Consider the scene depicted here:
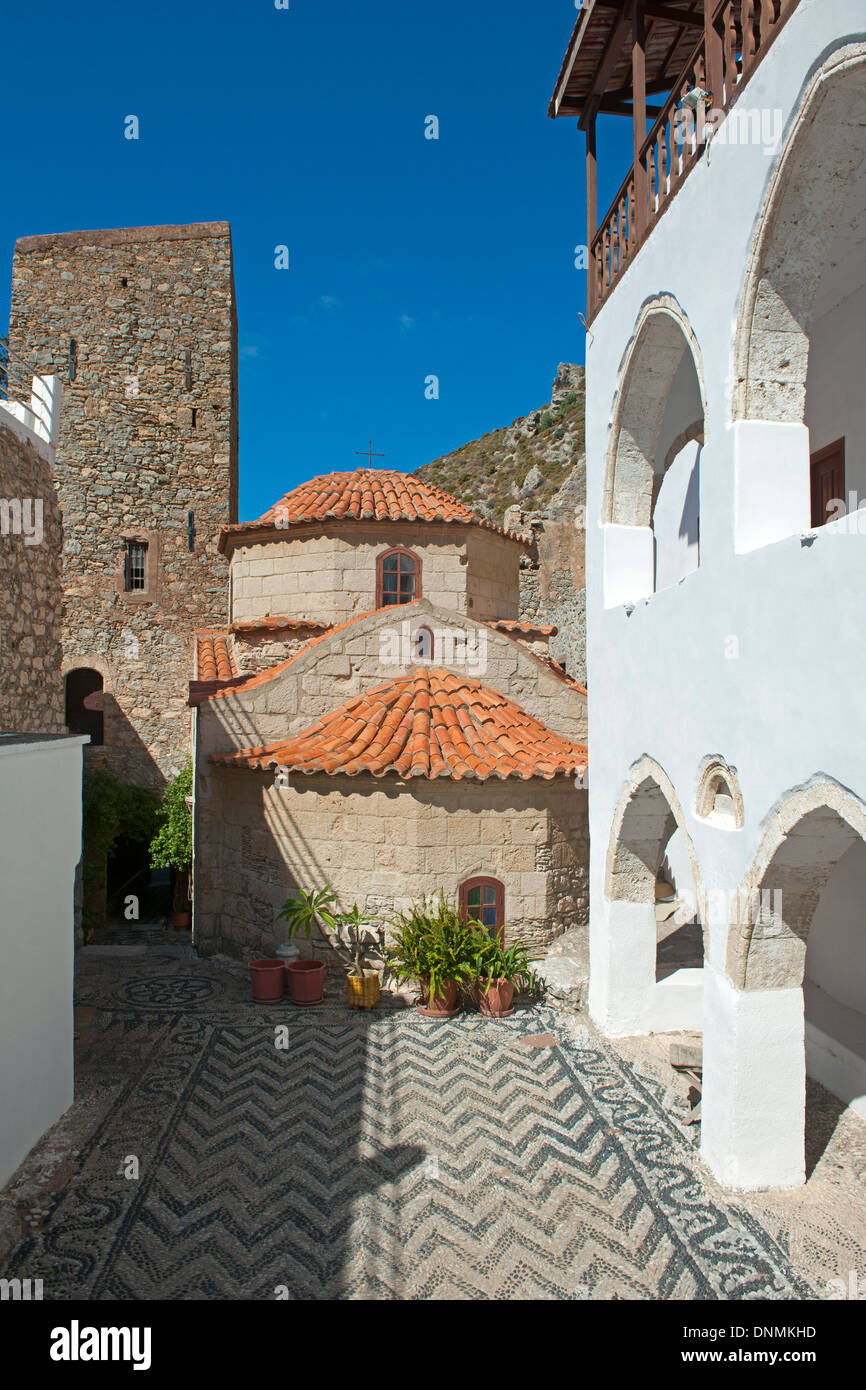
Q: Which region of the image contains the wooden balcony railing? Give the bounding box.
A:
[589,0,800,320]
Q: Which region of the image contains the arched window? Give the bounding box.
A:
[459,876,504,939]
[695,758,744,830]
[65,668,104,745]
[414,625,434,659]
[377,546,421,607]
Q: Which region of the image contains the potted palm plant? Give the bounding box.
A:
[338,902,385,1010]
[385,894,475,1017]
[469,931,536,1018]
[149,762,192,930]
[277,886,335,1004]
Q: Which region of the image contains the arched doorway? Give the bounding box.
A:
[596,756,704,1034]
[603,300,705,606]
[703,779,866,1190]
[65,667,104,744]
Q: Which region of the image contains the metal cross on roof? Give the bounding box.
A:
[355,439,385,467]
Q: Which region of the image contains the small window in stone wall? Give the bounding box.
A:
[460,876,504,939]
[414,626,434,659]
[124,539,148,591]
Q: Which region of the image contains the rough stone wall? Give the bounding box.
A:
[0,414,64,733]
[195,766,588,959]
[506,462,587,685]
[196,599,588,756]
[228,521,522,627]
[6,223,238,787]
[232,629,319,676]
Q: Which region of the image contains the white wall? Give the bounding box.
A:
[653,442,700,593]
[0,736,84,1185]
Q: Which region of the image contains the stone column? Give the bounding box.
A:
[701,967,806,1189]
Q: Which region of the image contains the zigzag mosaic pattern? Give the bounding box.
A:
[4,954,811,1300]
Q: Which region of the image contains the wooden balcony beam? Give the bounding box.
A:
[578,3,633,130]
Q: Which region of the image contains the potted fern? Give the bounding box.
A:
[149,763,192,930]
[385,894,476,1016]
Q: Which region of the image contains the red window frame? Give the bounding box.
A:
[459,876,505,941]
[376,546,421,608]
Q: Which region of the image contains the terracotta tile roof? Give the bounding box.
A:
[231,616,333,636]
[219,469,530,550]
[195,631,238,681]
[195,603,420,704]
[211,668,588,782]
[488,619,558,637]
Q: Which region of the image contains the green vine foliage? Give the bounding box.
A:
[82,769,160,935]
[149,762,193,873]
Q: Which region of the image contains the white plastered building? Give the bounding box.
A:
[549,0,866,1188]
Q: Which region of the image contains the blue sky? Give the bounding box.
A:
[1,0,633,520]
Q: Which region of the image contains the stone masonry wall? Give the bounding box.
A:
[228,521,522,627]
[195,766,589,960]
[0,413,64,733]
[507,462,587,686]
[196,599,588,757]
[7,223,238,787]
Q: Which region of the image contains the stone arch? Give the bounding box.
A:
[734,44,866,422]
[695,756,744,830]
[603,296,708,528]
[605,754,706,949]
[726,776,866,991]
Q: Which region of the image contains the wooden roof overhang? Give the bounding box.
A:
[548,0,705,127]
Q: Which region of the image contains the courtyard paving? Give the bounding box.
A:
[1,935,863,1300]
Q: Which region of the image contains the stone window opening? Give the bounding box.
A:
[124,539,148,592]
[414,626,434,660]
[118,530,158,600]
[376,546,421,608]
[65,668,104,745]
[459,876,504,941]
[190,407,197,430]
[695,758,744,830]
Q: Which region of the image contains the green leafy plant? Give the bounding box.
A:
[385,893,476,1004]
[467,930,537,994]
[149,762,192,909]
[278,886,385,971]
[82,769,160,937]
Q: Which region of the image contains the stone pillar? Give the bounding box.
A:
[701,968,806,1190]
[589,896,656,1036]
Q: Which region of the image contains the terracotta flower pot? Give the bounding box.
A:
[286,959,325,1005]
[171,911,191,930]
[346,970,380,1010]
[249,958,286,1003]
[477,978,515,1017]
[418,978,459,1017]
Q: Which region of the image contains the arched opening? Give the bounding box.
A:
[65,667,104,745]
[604,304,705,606]
[734,49,866,544]
[712,781,866,1188]
[459,876,504,941]
[414,625,434,660]
[695,757,744,830]
[376,546,421,608]
[599,757,704,1033]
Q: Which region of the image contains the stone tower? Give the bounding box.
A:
[6,222,238,787]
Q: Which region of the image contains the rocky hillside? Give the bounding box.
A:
[414,364,587,684]
[415,364,586,525]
